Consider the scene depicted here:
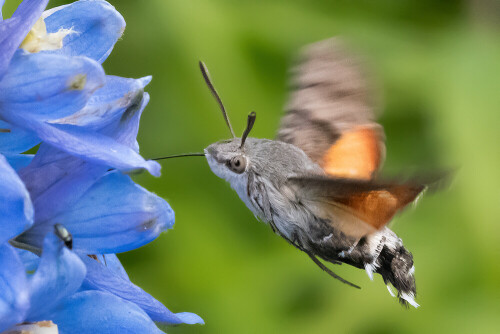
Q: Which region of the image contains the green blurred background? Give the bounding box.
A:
[7,0,500,333]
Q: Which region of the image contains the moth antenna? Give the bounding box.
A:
[240,111,256,149]
[199,61,236,138]
[152,153,205,161]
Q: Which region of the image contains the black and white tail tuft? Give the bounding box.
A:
[376,244,418,307]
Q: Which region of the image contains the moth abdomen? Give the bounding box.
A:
[377,244,417,307]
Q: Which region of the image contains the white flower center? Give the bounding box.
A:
[4,321,58,334]
[20,17,75,53]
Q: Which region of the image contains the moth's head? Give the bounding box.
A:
[204,111,256,181]
[205,138,247,179]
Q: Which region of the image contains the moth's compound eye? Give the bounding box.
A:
[227,155,247,174]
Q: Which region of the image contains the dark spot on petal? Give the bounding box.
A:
[141,218,157,231]
[87,254,100,262]
[120,90,144,123]
[68,74,87,90]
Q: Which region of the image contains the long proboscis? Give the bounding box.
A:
[199,61,236,138]
[152,153,205,161]
[240,111,256,148]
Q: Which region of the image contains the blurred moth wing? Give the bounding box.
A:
[277,38,385,179]
[288,176,425,238]
[278,38,423,237]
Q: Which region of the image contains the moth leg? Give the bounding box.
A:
[268,219,278,234]
[289,232,353,284]
[338,237,362,259]
[306,252,361,289]
[347,237,361,254]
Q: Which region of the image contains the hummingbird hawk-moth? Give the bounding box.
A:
[159,38,438,307]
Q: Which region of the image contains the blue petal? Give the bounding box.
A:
[96,254,129,281]
[26,232,86,321]
[0,0,5,20]
[55,171,173,253]
[58,76,150,129]
[44,0,125,63]
[56,75,152,151]
[81,256,204,325]
[0,51,105,122]
[0,154,33,244]
[16,248,39,272]
[21,171,173,253]
[51,291,165,334]
[4,154,34,171]
[0,244,29,332]
[18,144,108,223]
[17,142,158,249]
[0,120,39,154]
[0,0,49,78]
[14,118,160,176]
[15,147,109,250]
[107,91,149,152]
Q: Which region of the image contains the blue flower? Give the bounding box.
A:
[81,254,204,325]
[0,0,203,331]
[0,0,160,176]
[12,74,203,325]
[1,227,168,333]
[0,155,33,243]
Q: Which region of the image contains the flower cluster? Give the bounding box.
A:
[0,0,203,332]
